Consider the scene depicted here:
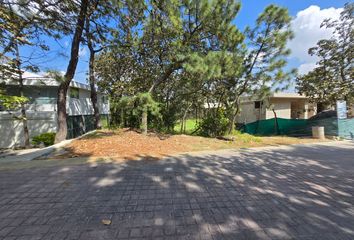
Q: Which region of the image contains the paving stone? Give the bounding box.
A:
[0,227,15,237]
[0,142,353,239]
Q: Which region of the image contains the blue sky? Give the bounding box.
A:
[22,0,348,89]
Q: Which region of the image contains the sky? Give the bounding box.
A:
[22,0,349,91]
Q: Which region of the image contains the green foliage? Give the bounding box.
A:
[111,92,161,129]
[94,2,296,137]
[0,89,28,110]
[226,130,262,143]
[31,132,56,147]
[198,110,230,137]
[0,0,299,141]
[134,93,160,116]
[174,119,199,134]
[297,3,354,105]
[100,116,109,129]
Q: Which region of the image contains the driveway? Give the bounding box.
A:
[0,141,353,239]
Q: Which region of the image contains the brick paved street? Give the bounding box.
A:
[0,141,353,239]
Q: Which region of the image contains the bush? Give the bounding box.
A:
[198,110,229,137]
[110,93,161,129]
[31,132,56,147]
[226,130,262,143]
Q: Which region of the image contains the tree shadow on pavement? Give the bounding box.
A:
[0,142,353,239]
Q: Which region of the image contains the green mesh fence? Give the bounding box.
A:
[242,118,308,136]
[241,117,354,139]
[338,118,354,139]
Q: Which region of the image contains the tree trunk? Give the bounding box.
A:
[143,61,183,135]
[227,100,240,134]
[88,48,101,129]
[85,9,101,130]
[55,83,69,143]
[55,0,89,143]
[181,103,192,134]
[141,109,148,135]
[180,118,184,133]
[120,109,124,127]
[272,109,279,135]
[15,44,30,148]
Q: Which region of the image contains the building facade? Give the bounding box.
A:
[236,93,317,124]
[0,74,109,148]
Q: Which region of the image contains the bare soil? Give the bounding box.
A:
[48,129,330,161]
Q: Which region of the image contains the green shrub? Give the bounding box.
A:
[31,132,56,147]
[110,92,161,129]
[198,110,229,137]
[226,130,262,143]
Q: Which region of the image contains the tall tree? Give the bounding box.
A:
[84,0,121,129]
[55,0,89,143]
[96,0,244,134]
[297,3,354,106]
[85,1,102,129]
[0,0,60,147]
[14,43,30,147]
[225,5,295,133]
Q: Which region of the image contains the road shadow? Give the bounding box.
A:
[0,142,353,239]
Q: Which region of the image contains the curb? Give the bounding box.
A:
[0,130,97,163]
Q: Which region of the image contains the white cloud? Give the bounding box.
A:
[78,47,87,57]
[288,5,342,74]
[298,62,317,75]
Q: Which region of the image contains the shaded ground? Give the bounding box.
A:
[0,141,353,239]
[48,129,330,160]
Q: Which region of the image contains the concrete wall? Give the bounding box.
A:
[0,112,57,148]
[236,97,318,124]
[265,98,317,120]
[236,101,266,124]
[307,102,317,118]
[265,99,291,119]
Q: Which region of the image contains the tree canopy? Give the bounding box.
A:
[297,3,354,106]
[1,0,298,141]
[96,1,295,135]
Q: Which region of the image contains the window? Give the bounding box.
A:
[70,88,79,99]
[101,96,108,104]
[254,101,261,109]
[26,87,56,104]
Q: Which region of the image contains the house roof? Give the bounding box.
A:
[269,92,308,99]
[4,72,91,91]
[237,92,310,104]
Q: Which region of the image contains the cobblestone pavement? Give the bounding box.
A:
[0,141,353,240]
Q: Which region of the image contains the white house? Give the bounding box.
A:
[0,72,109,148]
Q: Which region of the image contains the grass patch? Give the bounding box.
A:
[225,130,262,143]
[173,119,261,144]
[100,116,110,129]
[174,119,199,134]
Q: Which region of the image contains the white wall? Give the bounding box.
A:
[26,103,56,112]
[0,86,110,148]
[67,91,109,116]
[265,99,291,119]
[23,89,110,116]
[0,112,57,148]
[265,98,317,120]
[236,101,266,124]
